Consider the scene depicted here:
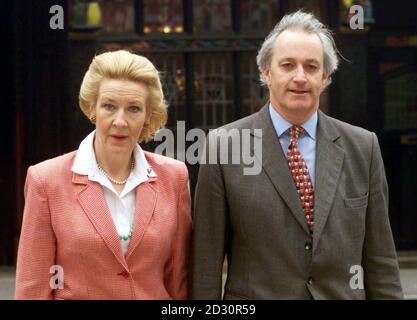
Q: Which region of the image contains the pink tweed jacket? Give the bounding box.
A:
[15,150,192,300]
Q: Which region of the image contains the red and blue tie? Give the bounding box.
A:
[287,125,315,234]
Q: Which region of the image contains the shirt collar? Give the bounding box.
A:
[269,103,317,140]
[71,130,157,180]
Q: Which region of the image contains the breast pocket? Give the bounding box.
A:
[341,194,368,242]
[344,193,368,209]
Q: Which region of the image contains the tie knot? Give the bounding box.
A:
[290,125,304,139]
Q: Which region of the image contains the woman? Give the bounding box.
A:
[15,50,191,299]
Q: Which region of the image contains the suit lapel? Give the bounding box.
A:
[312,111,345,253]
[74,173,128,269]
[126,180,157,259]
[252,105,310,235]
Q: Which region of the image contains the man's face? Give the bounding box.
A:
[263,29,329,123]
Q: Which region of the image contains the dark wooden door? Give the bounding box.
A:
[0,0,68,266]
[369,43,417,250]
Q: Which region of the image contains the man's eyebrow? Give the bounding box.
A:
[277,58,320,64]
[305,59,320,64]
[278,57,295,62]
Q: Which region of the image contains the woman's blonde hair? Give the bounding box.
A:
[79,50,167,143]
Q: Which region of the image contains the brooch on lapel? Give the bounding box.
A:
[147,166,153,176]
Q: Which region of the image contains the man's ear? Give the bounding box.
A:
[319,73,329,93]
[322,72,329,86]
[263,68,271,86]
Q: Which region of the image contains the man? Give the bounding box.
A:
[191,11,403,299]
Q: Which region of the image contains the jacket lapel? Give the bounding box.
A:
[126,180,157,259]
[312,111,345,253]
[252,105,310,235]
[74,173,128,269]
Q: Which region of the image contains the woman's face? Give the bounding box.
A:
[93,78,148,157]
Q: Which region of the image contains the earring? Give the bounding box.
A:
[90,115,96,124]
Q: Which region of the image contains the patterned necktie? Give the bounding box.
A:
[287,125,315,233]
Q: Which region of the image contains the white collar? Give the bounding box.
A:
[71,131,156,196]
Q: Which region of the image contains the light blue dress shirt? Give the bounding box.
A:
[269,104,317,188]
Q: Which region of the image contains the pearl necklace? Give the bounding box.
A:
[97,159,135,185]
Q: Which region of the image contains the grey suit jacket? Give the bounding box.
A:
[191,104,403,299]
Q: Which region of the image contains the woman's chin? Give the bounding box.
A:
[107,144,132,155]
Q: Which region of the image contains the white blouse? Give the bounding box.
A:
[71,131,156,255]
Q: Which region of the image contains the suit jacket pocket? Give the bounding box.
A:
[344,194,368,209]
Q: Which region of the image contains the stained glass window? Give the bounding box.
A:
[143,0,183,34]
[339,0,375,27]
[194,53,234,130]
[240,52,268,116]
[193,0,232,34]
[288,0,327,22]
[240,0,279,34]
[103,0,135,33]
[145,54,186,129]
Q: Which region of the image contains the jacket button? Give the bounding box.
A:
[307,277,314,285]
[305,242,312,250]
[117,270,130,278]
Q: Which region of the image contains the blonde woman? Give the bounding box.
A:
[16,50,191,300]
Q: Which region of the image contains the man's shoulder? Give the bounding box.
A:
[208,110,261,138]
[320,112,375,152]
[321,112,374,139]
[222,112,259,130]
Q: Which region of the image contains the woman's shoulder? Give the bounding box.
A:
[29,151,77,178]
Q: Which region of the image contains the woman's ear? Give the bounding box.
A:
[89,103,96,124]
[145,109,152,126]
[144,118,150,129]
